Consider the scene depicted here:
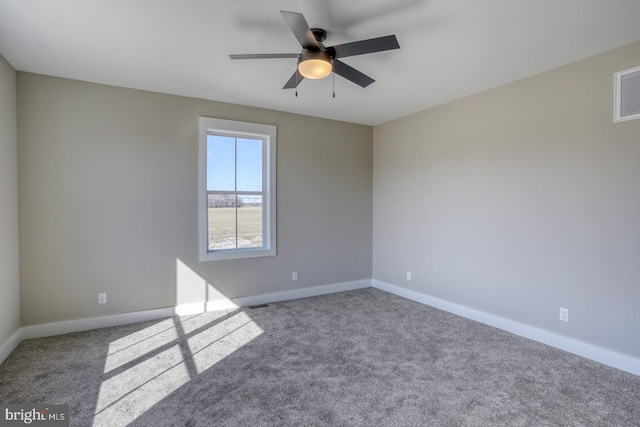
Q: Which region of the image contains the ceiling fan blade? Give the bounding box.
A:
[331,35,400,58]
[229,53,300,60]
[333,60,374,88]
[280,11,320,50]
[283,70,305,89]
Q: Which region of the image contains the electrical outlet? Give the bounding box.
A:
[292,271,298,281]
[98,292,107,304]
[559,307,569,322]
[406,271,412,281]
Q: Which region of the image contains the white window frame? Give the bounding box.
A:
[199,117,276,261]
[614,65,640,123]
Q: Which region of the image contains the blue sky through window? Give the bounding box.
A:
[207,135,263,193]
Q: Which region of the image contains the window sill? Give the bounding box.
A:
[199,247,276,262]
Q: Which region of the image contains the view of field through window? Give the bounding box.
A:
[207,197,263,250]
[207,134,264,251]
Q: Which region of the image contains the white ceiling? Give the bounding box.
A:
[1,0,640,126]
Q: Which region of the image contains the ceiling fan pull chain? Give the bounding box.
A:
[295,68,298,97]
[332,71,335,98]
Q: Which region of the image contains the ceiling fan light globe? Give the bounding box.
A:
[299,59,332,79]
[298,52,332,79]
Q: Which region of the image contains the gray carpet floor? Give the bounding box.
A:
[1,288,639,426]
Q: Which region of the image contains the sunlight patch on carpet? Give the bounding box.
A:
[92,311,264,426]
[189,313,264,374]
[103,319,180,373]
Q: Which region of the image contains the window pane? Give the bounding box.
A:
[207,194,236,250]
[207,135,235,191]
[237,195,263,248]
[237,138,263,192]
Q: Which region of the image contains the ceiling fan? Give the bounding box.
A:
[229,11,400,89]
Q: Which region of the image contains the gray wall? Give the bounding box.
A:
[0,54,20,345]
[373,41,640,358]
[18,73,372,326]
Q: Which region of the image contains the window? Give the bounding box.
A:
[199,117,276,261]
[614,65,640,122]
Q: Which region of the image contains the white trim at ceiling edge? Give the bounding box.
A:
[0,279,372,366]
[373,279,640,377]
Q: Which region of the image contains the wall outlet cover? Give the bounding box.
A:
[559,307,569,322]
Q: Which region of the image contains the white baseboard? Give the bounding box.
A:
[18,278,634,377]
[173,279,372,315]
[373,280,640,377]
[0,329,22,366]
[234,279,372,307]
[20,307,175,341]
[1,279,373,365]
[174,300,240,316]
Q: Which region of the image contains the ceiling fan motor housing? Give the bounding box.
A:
[310,28,327,43]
